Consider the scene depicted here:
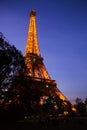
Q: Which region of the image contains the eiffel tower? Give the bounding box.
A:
[24,9,67,101]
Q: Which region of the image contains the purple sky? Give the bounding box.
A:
[0,0,87,103]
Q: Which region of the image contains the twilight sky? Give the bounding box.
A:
[0,0,87,103]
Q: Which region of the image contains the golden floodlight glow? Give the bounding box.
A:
[24,9,68,105]
[71,106,77,112]
[55,91,67,101]
[24,9,51,79]
[24,10,40,57]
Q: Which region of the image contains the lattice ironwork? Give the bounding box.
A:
[24,9,67,101]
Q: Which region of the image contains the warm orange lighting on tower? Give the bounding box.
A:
[24,9,40,56]
[55,91,67,101]
[24,9,51,80]
[24,9,67,102]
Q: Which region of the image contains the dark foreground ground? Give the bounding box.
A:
[0,117,87,130]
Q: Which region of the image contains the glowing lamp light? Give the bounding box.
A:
[40,98,43,105]
[72,106,77,112]
[63,111,68,115]
[46,85,49,88]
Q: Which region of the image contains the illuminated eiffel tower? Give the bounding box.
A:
[24,9,67,101]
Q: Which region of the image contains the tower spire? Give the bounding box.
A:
[24,9,40,57]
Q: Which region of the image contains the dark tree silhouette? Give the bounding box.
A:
[0,33,25,121]
[85,98,87,105]
[75,97,83,104]
[75,97,87,116]
[0,32,24,91]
